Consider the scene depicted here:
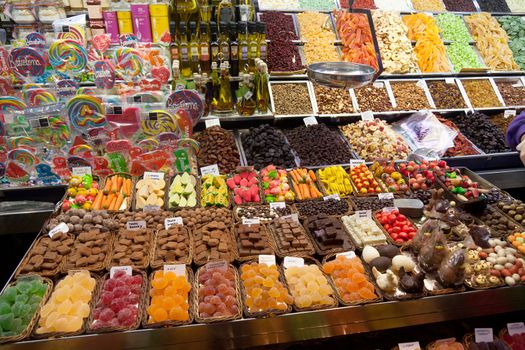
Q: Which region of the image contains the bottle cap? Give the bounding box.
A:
[189,21,197,32]
[257,22,266,34]
[248,21,257,33]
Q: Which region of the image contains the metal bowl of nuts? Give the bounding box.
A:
[307,62,375,89]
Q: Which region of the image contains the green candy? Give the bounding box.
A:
[298,0,334,10]
[446,43,485,72]
[436,13,472,43]
[0,303,10,315]
[1,288,17,305]
[498,16,525,70]
[15,282,31,295]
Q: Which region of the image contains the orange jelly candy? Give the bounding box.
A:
[322,255,378,303]
[147,271,191,324]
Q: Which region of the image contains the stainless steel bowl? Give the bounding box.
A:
[307,62,376,89]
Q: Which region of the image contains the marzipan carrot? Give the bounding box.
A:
[92,192,103,210]
[103,178,112,194]
[114,192,125,211]
[108,195,117,211]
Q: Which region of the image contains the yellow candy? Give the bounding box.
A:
[284,265,334,308]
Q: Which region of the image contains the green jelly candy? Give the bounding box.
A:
[27,303,38,316]
[15,282,32,295]
[11,317,22,334]
[0,313,14,331]
[32,283,47,298]
[12,303,30,318]
[2,331,16,337]
[1,288,17,304]
[0,302,11,315]
[14,294,28,305]
[28,295,42,306]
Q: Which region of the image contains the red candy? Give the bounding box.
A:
[226,170,261,205]
[91,272,143,330]
[197,264,239,319]
[398,160,449,190]
[375,210,417,244]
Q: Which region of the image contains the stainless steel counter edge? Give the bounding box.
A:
[3,286,524,350]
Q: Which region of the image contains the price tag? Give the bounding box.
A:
[508,323,525,336]
[324,194,340,201]
[416,80,426,89]
[143,205,161,213]
[143,171,164,180]
[110,266,132,278]
[270,202,286,209]
[282,213,299,222]
[336,251,356,259]
[242,218,260,225]
[361,111,374,121]
[48,222,69,238]
[205,260,228,271]
[350,159,366,168]
[373,82,384,89]
[72,167,92,176]
[200,164,220,176]
[164,264,186,277]
[356,210,371,219]
[445,78,455,84]
[283,256,304,268]
[504,110,516,119]
[475,328,494,343]
[205,118,221,128]
[126,221,146,230]
[378,193,394,200]
[303,116,318,126]
[165,217,184,230]
[258,255,276,266]
[398,342,421,350]
[382,207,398,213]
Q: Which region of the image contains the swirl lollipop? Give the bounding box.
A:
[49,40,88,74]
[7,136,35,150]
[77,87,96,95]
[66,95,106,133]
[8,148,38,168]
[0,97,27,112]
[141,110,180,137]
[138,138,159,151]
[57,25,86,45]
[177,138,200,155]
[114,47,144,79]
[24,88,57,107]
[9,47,46,78]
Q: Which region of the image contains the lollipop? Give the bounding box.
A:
[138,138,159,151]
[177,138,200,155]
[77,87,96,95]
[7,136,35,150]
[66,95,106,133]
[8,148,38,168]
[0,96,27,112]
[93,60,115,89]
[166,90,204,127]
[114,47,143,79]
[141,110,179,137]
[49,39,88,73]
[9,47,46,78]
[32,116,70,149]
[69,144,93,156]
[57,25,86,45]
[25,88,57,106]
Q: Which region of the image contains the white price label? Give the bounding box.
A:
[201,164,220,176]
[242,218,261,225]
[508,323,525,336]
[283,256,304,268]
[164,264,186,277]
[165,217,184,230]
[350,159,366,168]
[324,194,340,201]
[378,193,394,200]
[258,255,276,266]
[72,167,92,176]
[205,260,228,271]
[416,80,426,89]
[373,82,384,89]
[336,251,356,259]
[382,207,398,213]
[270,202,286,209]
[281,213,299,222]
[143,171,164,180]
[445,78,455,84]
[303,116,318,126]
[356,210,371,219]
[143,205,161,213]
[504,110,516,119]
[475,328,494,343]
[126,221,146,230]
[49,222,69,238]
[398,342,421,350]
[110,266,132,278]
[361,111,374,121]
[205,118,221,128]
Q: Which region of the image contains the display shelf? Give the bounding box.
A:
[2,286,523,350]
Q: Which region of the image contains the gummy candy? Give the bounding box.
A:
[322,255,378,303]
[196,264,239,320]
[147,271,191,324]
[284,264,335,309]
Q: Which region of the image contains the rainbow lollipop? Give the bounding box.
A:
[114,47,143,79]
[32,116,70,149]
[49,39,88,73]
[138,138,159,151]
[25,88,57,107]
[7,136,35,150]
[0,96,27,112]
[177,138,200,154]
[57,25,86,45]
[66,95,106,133]
[8,148,38,168]
[141,110,179,137]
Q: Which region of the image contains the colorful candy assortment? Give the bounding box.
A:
[260,165,295,202]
